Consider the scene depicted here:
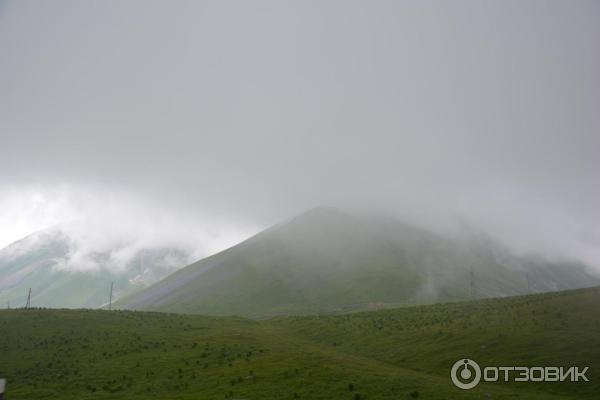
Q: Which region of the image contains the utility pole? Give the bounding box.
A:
[25,288,31,309]
[526,272,532,294]
[470,268,475,300]
[108,281,114,311]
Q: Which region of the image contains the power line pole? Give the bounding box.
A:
[25,288,31,309]
[526,272,531,294]
[470,268,475,300]
[108,281,114,311]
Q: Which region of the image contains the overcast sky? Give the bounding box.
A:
[1,1,599,268]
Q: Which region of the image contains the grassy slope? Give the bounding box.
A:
[2,286,599,399]
[117,208,599,317]
[0,230,188,309]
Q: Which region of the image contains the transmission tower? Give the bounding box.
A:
[470,268,475,299]
[25,288,31,309]
[108,281,114,311]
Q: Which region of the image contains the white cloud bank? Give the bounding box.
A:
[0,184,258,273]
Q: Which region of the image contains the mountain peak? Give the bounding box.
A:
[119,209,600,317]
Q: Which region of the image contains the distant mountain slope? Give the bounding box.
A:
[118,208,600,317]
[0,228,190,308]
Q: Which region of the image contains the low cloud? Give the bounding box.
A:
[0,2,598,272]
[0,185,257,273]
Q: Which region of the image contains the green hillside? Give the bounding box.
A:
[0,229,189,309]
[118,208,599,317]
[1,286,599,399]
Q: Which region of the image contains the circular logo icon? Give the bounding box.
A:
[451,358,481,389]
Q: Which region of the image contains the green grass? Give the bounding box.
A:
[2,286,599,399]
[117,208,600,317]
[0,229,189,309]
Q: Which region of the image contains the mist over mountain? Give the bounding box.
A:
[118,208,599,317]
[1,1,599,273]
[1,2,599,399]
[0,227,192,308]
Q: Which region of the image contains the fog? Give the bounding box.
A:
[1,1,599,270]
[0,185,256,271]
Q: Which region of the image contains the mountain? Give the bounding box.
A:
[0,228,190,309]
[3,286,600,399]
[118,207,600,317]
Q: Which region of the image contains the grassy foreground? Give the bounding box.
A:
[1,287,599,399]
